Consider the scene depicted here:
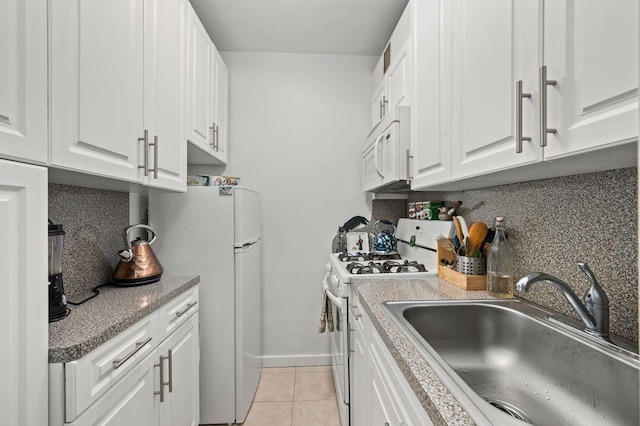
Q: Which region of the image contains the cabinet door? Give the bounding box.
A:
[410,0,452,188]
[450,0,542,180]
[158,313,200,426]
[144,0,187,191]
[212,49,229,164]
[67,350,158,426]
[349,310,369,426]
[368,344,403,426]
[543,0,639,159]
[386,39,410,112]
[0,0,47,164]
[49,0,143,181]
[0,160,47,426]
[186,6,214,154]
[371,80,386,126]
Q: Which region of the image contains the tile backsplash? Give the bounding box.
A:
[48,184,129,297]
[412,167,638,343]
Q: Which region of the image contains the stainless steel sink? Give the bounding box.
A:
[384,300,639,426]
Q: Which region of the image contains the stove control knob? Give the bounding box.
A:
[331,275,339,286]
[326,263,332,273]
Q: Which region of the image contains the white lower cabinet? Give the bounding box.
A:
[158,313,200,426]
[0,160,48,426]
[349,289,433,426]
[67,350,158,426]
[49,286,199,426]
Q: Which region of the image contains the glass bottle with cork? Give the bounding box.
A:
[487,217,514,297]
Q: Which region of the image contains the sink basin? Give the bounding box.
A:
[384,300,639,426]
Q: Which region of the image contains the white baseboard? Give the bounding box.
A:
[261,354,332,368]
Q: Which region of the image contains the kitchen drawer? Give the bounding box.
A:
[349,287,369,338]
[157,286,199,343]
[64,313,159,422]
[65,349,158,426]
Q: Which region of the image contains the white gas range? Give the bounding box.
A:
[322,218,454,426]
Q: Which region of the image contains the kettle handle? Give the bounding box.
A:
[123,224,158,250]
[374,220,396,236]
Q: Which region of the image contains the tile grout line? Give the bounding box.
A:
[290,370,298,425]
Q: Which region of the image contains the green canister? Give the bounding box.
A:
[422,201,444,220]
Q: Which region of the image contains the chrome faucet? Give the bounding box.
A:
[516,262,610,338]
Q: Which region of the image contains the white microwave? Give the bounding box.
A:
[362,106,410,192]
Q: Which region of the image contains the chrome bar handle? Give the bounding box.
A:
[175,301,198,317]
[405,150,413,180]
[156,353,171,400]
[349,303,362,320]
[516,80,532,153]
[167,349,173,393]
[379,100,383,119]
[112,337,152,369]
[151,135,158,179]
[138,129,149,176]
[209,122,216,149]
[214,124,219,151]
[383,95,388,115]
[539,65,557,147]
[348,327,355,355]
[154,360,164,402]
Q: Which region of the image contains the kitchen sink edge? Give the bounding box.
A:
[384,299,639,426]
[352,277,639,426]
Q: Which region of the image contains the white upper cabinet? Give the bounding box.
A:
[450,0,542,180]
[186,6,214,153]
[543,0,639,159]
[410,0,452,188]
[0,0,48,164]
[410,0,638,191]
[49,0,186,190]
[186,4,229,165]
[50,0,143,181]
[370,5,412,128]
[212,49,229,164]
[145,0,187,191]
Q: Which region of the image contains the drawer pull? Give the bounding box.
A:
[349,303,363,319]
[167,349,173,393]
[112,337,152,370]
[155,351,172,403]
[175,301,198,317]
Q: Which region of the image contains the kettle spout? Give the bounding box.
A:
[118,249,133,262]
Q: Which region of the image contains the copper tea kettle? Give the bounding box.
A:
[112,224,164,286]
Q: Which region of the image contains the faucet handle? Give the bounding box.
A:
[578,262,609,308]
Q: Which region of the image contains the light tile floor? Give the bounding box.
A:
[238,366,341,426]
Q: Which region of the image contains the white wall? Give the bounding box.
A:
[189,52,375,365]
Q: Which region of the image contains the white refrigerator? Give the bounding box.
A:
[149,187,262,424]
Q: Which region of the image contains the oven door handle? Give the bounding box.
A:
[323,281,343,309]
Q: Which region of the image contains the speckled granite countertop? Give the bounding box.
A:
[354,277,496,426]
[49,275,199,363]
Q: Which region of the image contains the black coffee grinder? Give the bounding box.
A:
[48,220,68,322]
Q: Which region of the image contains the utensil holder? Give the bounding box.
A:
[437,241,487,291]
[456,255,486,276]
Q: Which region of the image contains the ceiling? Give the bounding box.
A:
[190,0,409,56]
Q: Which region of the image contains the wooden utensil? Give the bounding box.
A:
[435,234,455,252]
[467,222,488,257]
[452,216,464,243]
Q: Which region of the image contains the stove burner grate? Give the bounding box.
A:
[344,260,428,275]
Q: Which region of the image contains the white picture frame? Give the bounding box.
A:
[346,232,369,254]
